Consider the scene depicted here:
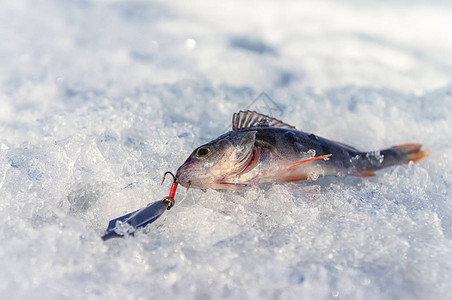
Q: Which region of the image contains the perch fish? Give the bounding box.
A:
[176,111,429,190]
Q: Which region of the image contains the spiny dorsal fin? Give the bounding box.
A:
[232,110,296,130]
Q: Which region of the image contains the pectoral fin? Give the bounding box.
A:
[289,154,332,168]
[284,175,308,182]
[359,172,376,177]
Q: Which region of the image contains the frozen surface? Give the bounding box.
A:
[1,0,452,299]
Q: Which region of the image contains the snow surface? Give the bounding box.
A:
[1,0,452,299]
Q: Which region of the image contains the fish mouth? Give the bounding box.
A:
[217,146,260,185]
[175,161,194,187]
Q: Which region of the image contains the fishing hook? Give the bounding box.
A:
[186,181,191,193]
[161,171,178,210]
[161,171,177,184]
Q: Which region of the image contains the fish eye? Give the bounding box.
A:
[195,147,210,158]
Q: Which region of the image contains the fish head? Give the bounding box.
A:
[176,130,257,189]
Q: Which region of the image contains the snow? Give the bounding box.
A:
[1,0,452,299]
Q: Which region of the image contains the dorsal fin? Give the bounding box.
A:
[232,111,296,130]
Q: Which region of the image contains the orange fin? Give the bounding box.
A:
[284,175,308,182]
[359,172,376,177]
[289,154,332,168]
[393,143,430,163]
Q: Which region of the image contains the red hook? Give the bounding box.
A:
[161,171,178,209]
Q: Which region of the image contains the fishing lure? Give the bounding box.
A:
[101,172,178,241]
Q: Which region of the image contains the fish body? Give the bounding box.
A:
[176,111,429,190]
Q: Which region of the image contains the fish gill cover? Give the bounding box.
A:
[0,0,452,299]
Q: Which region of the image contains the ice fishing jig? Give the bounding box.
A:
[161,171,178,209]
[101,171,180,241]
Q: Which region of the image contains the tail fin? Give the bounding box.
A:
[392,143,430,164]
[356,143,429,176]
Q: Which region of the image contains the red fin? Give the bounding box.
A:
[394,143,430,163]
[289,154,332,168]
[359,172,376,177]
[284,175,308,182]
